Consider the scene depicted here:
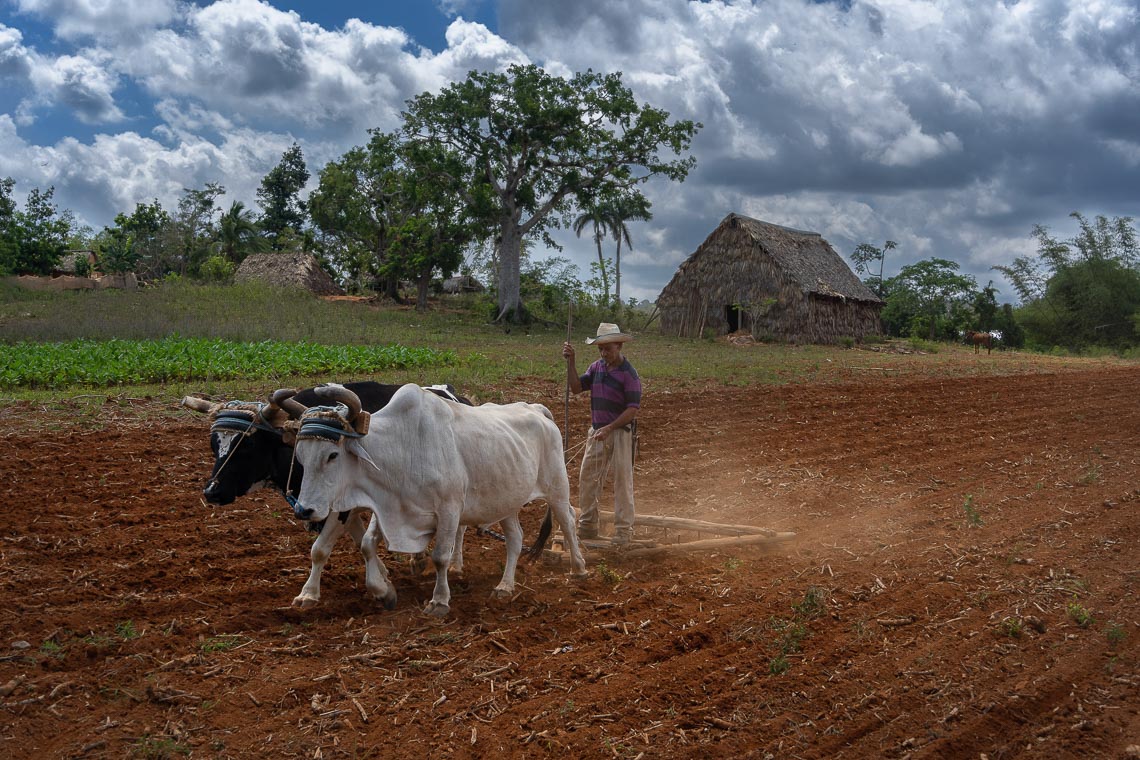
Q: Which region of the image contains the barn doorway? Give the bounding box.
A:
[725,304,748,333]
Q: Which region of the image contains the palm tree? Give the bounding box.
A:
[573,205,618,304]
[216,201,267,264]
[605,193,652,306]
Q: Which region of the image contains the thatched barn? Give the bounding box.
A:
[234,251,344,296]
[658,214,883,343]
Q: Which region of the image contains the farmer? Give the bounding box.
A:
[562,322,642,545]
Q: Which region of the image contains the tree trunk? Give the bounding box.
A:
[497,220,523,321]
[415,270,431,312]
[615,237,622,306]
[595,231,610,304]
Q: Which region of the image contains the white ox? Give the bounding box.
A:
[288,383,588,617]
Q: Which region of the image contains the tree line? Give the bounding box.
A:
[0,65,700,322]
[850,212,1140,351]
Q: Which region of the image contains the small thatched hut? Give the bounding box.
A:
[234,251,343,296]
[657,214,883,343]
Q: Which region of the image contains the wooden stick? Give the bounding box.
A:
[621,532,797,559]
[597,510,780,537]
[563,301,573,449]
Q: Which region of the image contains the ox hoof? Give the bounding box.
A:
[291,595,319,609]
[571,570,590,581]
[489,586,513,600]
[423,601,450,618]
[377,593,397,611]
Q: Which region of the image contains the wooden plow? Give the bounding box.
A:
[543,509,796,564]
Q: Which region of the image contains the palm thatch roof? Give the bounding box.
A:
[234,251,343,296]
[657,213,883,343]
[668,214,881,304]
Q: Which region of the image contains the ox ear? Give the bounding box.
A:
[181,395,218,415]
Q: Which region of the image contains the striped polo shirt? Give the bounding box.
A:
[580,358,642,429]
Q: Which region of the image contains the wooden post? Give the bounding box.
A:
[563,301,573,449]
[621,532,797,559]
[597,510,780,537]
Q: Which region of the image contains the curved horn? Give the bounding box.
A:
[181,396,216,414]
[270,388,308,420]
[314,383,362,422]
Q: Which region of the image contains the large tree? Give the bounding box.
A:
[0,177,17,274]
[111,200,170,280]
[257,143,310,250]
[310,131,475,306]
[881,258,977,340]
[1,185,73,275]
[310,131,407,295]
[401,64,699,321]
[173,183,224,277]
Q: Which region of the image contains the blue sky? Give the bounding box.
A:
[1,0,1137,303]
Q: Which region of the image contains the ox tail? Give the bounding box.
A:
[526,507,555,561]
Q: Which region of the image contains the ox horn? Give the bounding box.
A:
[181,395,217,414]
[269,388,308,420]
[314,384,367,434]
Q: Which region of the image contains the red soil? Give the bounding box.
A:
[1,363,1138,758]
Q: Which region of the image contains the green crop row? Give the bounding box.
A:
[0,337,456,390]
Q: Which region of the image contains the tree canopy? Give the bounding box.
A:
[994,213,1140,349]
[257,143,310,250]
[401,64,699,321]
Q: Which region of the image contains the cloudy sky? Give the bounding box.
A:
[1,0,1137,303]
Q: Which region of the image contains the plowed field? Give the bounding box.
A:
[2,360,1138,758]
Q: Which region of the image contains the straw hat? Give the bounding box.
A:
[584,322,633,345]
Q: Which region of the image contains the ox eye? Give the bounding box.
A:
[327,452,339,463]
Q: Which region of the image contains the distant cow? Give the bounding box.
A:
[287,383,587,617]
[182,381,471,608]
[966,331,995,354]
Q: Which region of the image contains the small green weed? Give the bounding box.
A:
[1000,616,1023,638]
[1078,462,1101,485]
[596,561,623,585]
[130,735,191,759]
[791,587,827,619]
[1105,622,1126,646]
[1067,601,1094,629]
[116,620,139,641]
[769,617,808,654]
[39,639,65,657]
[963,494,983,528]
[768,655,790,675]
[199,634,248,653]
[723,557,742,572]
[84,633,113,648]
